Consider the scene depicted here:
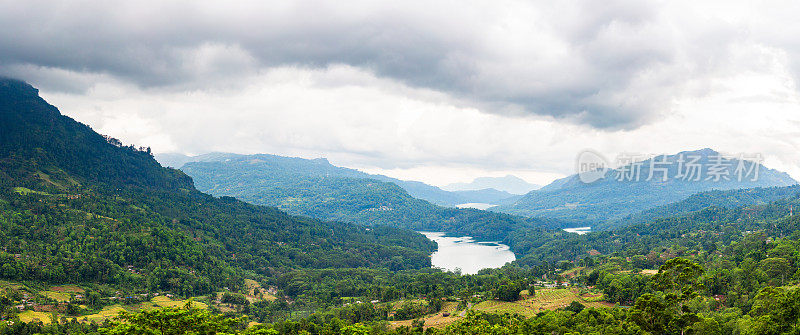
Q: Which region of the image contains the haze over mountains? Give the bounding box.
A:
[494,148,798,228]
[444,175,541,195]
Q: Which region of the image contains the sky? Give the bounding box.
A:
[2,0,800,186]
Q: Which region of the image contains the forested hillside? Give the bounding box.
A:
[0,78,436,297]
[180,154,564,241]
[620,184,800,225]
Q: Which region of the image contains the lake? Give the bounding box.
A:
[455,203,496,210]
[420,231,516,274]
[563,227,592,235]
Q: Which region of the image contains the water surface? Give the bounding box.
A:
[563,227,592,235]
[420,231,516,275]
[455,203,496,210]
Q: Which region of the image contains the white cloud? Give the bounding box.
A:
[37,62,800,186]
[3,0,800,185]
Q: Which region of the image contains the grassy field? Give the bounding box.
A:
[0,280,24,290]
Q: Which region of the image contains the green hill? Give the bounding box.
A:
[620,184,800,225]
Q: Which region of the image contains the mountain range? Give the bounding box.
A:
[444,175,541,195]
[157,152,520,207]
[493,148,797,229]
[176,152,563,241]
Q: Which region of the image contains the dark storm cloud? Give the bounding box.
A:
[1,0,795,129]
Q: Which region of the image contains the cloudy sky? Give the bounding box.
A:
[2,0,800,186]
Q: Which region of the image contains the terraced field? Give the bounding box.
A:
[18,311,53,323]
[42,285,84,302]
[389,301,462,329]
[18,296,209,325]
[387,288,614,329]
[244,279,276,302]
[473,288,612,317]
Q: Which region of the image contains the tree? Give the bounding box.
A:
[496,282,521,302]
[565,301,585,314]
[760,257,791,285]
[630,294,672,334]
[100,301,261,335]
[632,258,705,334]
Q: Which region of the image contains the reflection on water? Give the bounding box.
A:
[563,227,592,235]
[420,231,516,275]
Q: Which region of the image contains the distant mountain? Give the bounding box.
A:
[158,152,519,206]
[493,148,798,229]
[390,179,518,206]
[444,175,541,195]
[180,153,565,241]
[155,152,238,169]
[154,152,194,168]
[450,188,523,206]
[0,78,436,295]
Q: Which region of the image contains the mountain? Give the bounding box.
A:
[382,178,517,206]
[179,153,565,241]
[0,78,436,295]
[153,152,195,169]
[450,188,522,206]
[158,152,519,206]
[494,148,797,229]
[444,175,541,195]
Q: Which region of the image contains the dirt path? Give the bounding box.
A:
[459,302,472,317]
